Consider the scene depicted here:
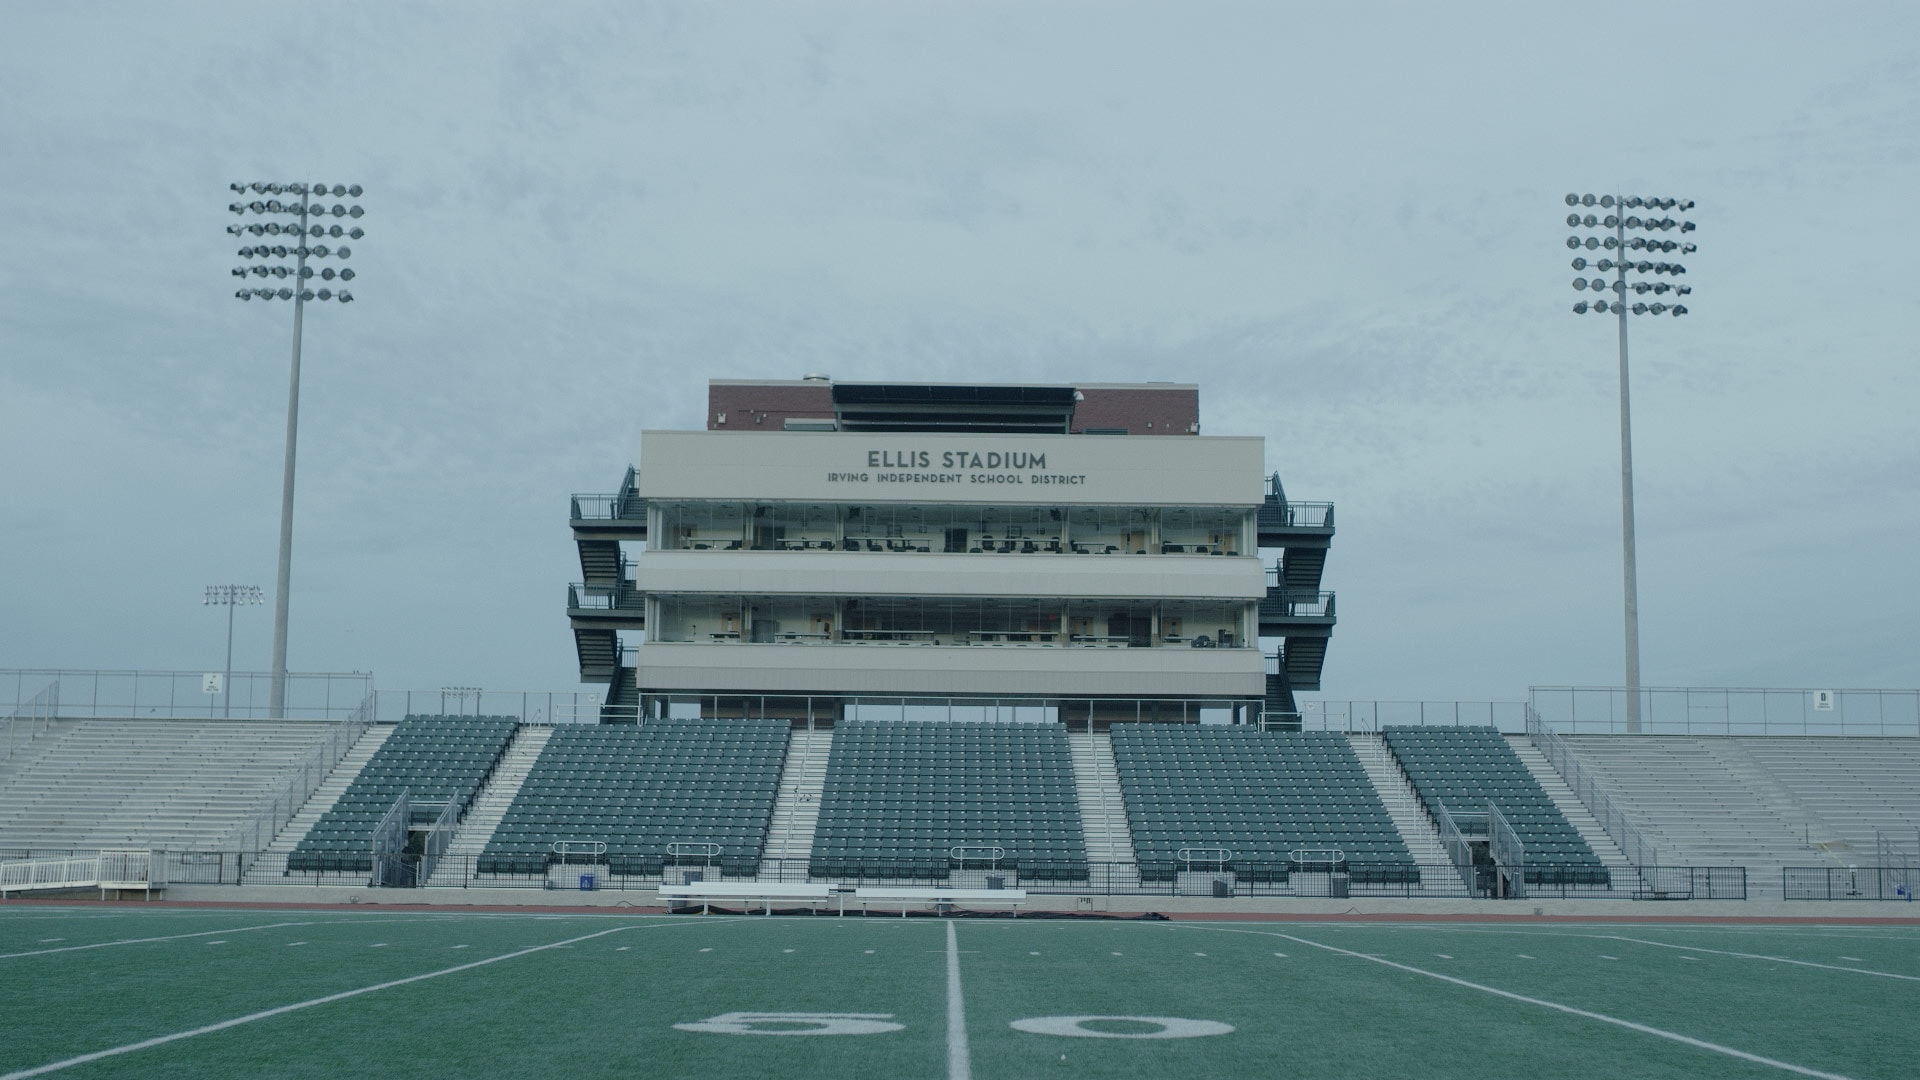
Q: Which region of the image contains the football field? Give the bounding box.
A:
[2,906,1915,1079]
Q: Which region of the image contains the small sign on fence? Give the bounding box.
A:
[202,674,223,695]
[1813,690,1834,711]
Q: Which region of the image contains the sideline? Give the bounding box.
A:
[0,922,313,960]
[0,918,706,1080]
[946,921,972,1080]
[1171,924,1858,1080]
[1597,934,1920,982]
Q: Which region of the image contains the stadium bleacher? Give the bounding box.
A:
[808,720,1088,882]
[477,717,788,878]
[0,719,333,853]
[1383,726,1608,886]
[1110,725,1418,884]
[287,716,517,873]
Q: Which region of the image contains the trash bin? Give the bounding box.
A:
[1330,876,1349,899]
[1211,878,1232,898]
[985,875,1006,890]
[578,873,597,891]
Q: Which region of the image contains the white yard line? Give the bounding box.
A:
[1173,925,1858,1080]
[1597,936,1920,983]
[946,921,972,1080]
[0,919,697,1080]
[0,923,313,960]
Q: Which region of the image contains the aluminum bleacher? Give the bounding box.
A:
[0,719,334,853]
[1112,725,1418,884]
[1560,735,1914,891]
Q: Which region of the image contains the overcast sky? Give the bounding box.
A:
[2,2,1915,707]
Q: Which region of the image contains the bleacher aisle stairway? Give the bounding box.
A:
[241,724,393,883]
[1346,733,1449,866]
[1067,729,1141,890]
[1504,735,1640,891]
[424,725,552,887]
[759,727,832,878]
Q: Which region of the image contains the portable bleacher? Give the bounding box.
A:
[286,716,518,873]
[1383,725,1608,886]
[808,720,1088,883]
[477,717,788,878]
[1110,725,1418,884]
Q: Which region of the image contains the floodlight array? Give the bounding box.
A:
[204,584,263,606]
[227,182,365,302]
[1564,192,1695,316]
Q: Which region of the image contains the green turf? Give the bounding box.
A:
[2,909,1915,1079]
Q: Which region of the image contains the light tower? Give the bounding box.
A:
[203,585,262,717]
[1564,192,1697,733]
[227,181,366,717]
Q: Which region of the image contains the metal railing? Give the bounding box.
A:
[369,790,411,888]
[570,466,645,523]
[1487,804,1526,899]
[1525,706,1662,872]
[0,669,372,721]
[1529,685,1920,736]
[1783,866,1918,901]
[213,853,1736,900]
[1260,586,1336,618]
[1433,802,1477,891]
[3,680,58,759]
[1300,700,1530,733]
[419,799,458,884]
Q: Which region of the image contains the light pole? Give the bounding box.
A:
[228,181,366,718]
[204,585,263,717]
[1564,192,1697,733]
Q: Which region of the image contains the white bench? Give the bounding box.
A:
[657,882,835,914]
[850,887,1028,917]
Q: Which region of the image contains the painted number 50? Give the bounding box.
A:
[673,1012,906,1036]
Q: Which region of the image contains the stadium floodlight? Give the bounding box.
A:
[227,180,366,717]
[204,585,263,718]
[1564,190,1698,733]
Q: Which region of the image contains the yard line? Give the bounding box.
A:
[1173,926,1858,1080]
[0,922,312,960]
[0,919,698,1080]
[946,921,972,1080]
[1597,936,1920,983]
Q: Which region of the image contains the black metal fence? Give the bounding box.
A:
[1782,866,1918,901]
[11,851,1740,901]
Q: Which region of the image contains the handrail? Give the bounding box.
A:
[1432,802,1478,892]
[1177,846,1233,871]
[1488,803,1526,898]
[1526,706,1660,871]
[369,789,411,887]
[419,798,458,883]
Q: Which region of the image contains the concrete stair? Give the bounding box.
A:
[424,725,551,887]
[241,725,393,884]
[759,728,832,879]
[1506,735,1642,893]
[1068,730,1140,891]
[1348,733,1450,866]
